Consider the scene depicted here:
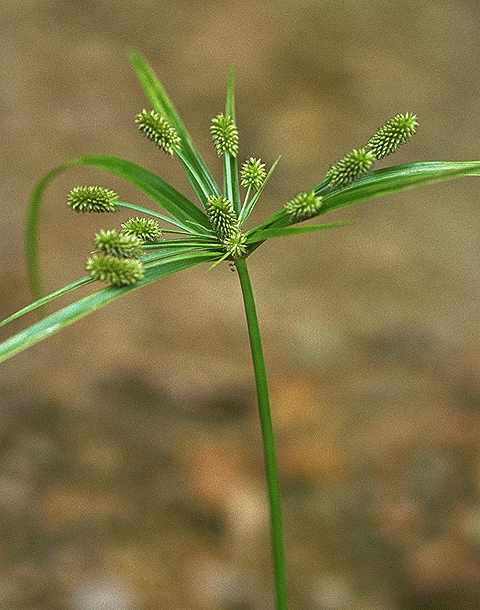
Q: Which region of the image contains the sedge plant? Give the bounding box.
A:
[1,52,480,610]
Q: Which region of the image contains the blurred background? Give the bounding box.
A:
[1,1,480,608]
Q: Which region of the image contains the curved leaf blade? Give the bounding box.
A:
[1,251,217,364]
[27,155,210,296]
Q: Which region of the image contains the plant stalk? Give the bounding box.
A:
[235,257,288,610]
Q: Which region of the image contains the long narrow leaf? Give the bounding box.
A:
[0,277,93,329]
[317,161,480,214]
[225,68,241,214]
[27,155,210,296]
[251,160,480,233]
[0,251,217,364]
[129,50,219,202]
[247,221,351,243]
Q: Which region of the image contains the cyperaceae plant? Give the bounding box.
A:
[1,51,479,610]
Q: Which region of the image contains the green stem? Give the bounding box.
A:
[235,257,288,610]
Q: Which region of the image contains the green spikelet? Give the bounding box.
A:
[206,195,239,240]
[223,230,247,259]
[210,113,239,157]
[135,109,181,155]
[326,147,375,187]
[284,191,324,222]
[86,254,144,287]
[120,217,163,242]
[94,229,144,258]
[67,186,118,213]
[240,157,267,190]
[367,112,418,160]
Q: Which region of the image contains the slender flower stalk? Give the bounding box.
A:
[235,258,288,610]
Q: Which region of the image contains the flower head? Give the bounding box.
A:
[284,191,323,222]
[210,113,239,157]
[241,157,267,190]
[120,217,163,242]
[86,254,144,287]
[135,109,181,155]
[327,147,375,187]
[206,195,239,240]
[94,229,144,258]
[367,112,418,160]
[67,186,118,213]
[223,230,248,259]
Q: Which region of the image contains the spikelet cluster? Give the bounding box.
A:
[86,254,145,287]
[206,196,239,240]
[284,191,323,222]
[210,113,239,157]
[67,186,118,213]
[121,217,163,242]
[135,109,181,155]
[327,147,375,187]
[223,231,248,259]
[240,157,267,190]
[367,113,418,160]
[94,229,144,258]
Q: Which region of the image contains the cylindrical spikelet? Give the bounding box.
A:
[326,147,375,187]
[86,254,144,287]
[367,112,418,160]
[240,157,267,190]
[94,229,144,258]
[223,230,247,259]
[284,191,324,222]
[120,217,163,242]
[67,186,118,213]
[206,196,239,240]
[210,113,239,157]
[135,109,181,155]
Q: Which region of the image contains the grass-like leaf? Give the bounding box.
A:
[27,155,211,297]
[246,221,351,243]
[253,160,480,233]
[129,50,219,204]
[317,161,480,214]
[0,277,93,329]
[224,68,241,214]
[0,251,218,364]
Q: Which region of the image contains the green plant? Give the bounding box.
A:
[1,52,480,610]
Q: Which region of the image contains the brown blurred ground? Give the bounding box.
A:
[1,1,480,609]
